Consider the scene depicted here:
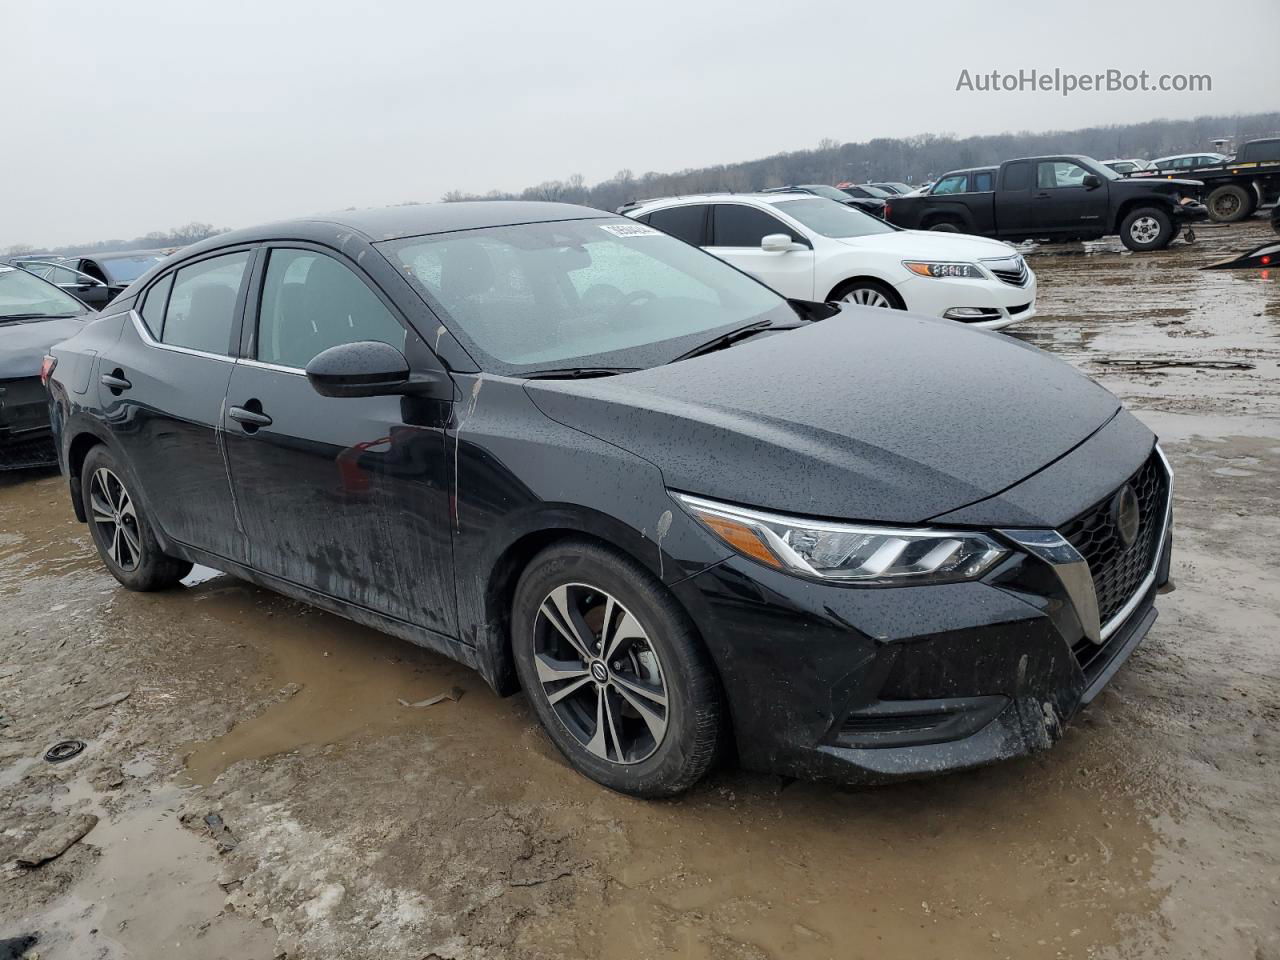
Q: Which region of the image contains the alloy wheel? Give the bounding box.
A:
[1130,217,1161,245]
[532,583,669,764]
[89,467,141,571]
[842,287,891,308]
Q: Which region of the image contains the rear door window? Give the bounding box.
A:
[644,205,709,246]
[710,205,802,247]
[973,171,994,191]
[161,251,250,355]
[932,175,969,195]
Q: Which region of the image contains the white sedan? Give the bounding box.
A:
[624,192,1036,330]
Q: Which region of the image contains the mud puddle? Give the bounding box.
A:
[177,572,480,787]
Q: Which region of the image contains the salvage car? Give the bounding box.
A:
[1,264,90,469]
[47,202,1171,797]
[627,192,1036,329]
[18,259,117,309]
[1102,158,1153,175]
[885,155,1207,251]
[763,183,887,218]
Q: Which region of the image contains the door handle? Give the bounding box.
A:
[1034,192,1051,199]
[228,405,273,428]
[100,371,131,391]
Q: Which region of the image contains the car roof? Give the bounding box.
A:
[76,249,170,261]
[937,166,997,176]
[629,192,812,211]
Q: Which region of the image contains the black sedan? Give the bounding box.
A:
[1,265,90,469]
[46,202,1172,796]
[765,184,887,218]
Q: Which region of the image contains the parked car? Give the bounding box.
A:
[62,250,168,299]
[626,193,1036,329]
[47,202,1170,797]
[0,264,91,469]
[868,182,914,195]
[17,259,117,309]
[763,184,886,218]
[1151,152,1229,172]
[884,155,1208,251]
[1102,158,1153,175]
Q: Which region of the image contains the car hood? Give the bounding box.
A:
[836,230,1017,259]
[0,317,86,378]
[525,309,1120,524]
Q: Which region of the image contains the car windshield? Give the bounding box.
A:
[771,198,898,238]
[0,266,89,321]
[99,254,164,284]
[385,218,792,375]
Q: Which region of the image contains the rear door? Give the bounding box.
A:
[993,160,1035,235]
[705,203,815,298]
[97,248,253,562]
[220,243,457,633]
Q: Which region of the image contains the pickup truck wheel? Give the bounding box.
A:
[1205,184,1254,223]
[1120,207,1174,251]
[926,220,961,232]
[832,279,904,310]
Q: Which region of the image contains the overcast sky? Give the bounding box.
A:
[2,0,1276,248]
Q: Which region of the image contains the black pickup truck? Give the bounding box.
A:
[1130,138,1280,223]
[885,155,1207,251]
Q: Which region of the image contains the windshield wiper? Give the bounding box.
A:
[668,319,795,364]
[0,312,83,321]
[522,366,639,380]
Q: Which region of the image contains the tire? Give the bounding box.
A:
[831,278,904,309]
[1120,206,1174,252]
[511,540,722,797]
[1205,184,1255,223]
[81,445,192,591]
[926,219,961,233]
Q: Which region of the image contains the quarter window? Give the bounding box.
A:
[973,171,994,191]
[161,251,250,355]
[256,249,405,369]
[644,205,708,246]
[140,273,173,337]
[710,205,802,247]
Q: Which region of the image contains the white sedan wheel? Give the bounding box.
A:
[842,287,893,308]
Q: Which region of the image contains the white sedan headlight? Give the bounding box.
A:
[675,494,1007,585]
[902,261,983,279]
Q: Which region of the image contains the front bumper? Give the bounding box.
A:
[893,271,1038,331]
[1173,201,1209,224]
[671,445,1170,786]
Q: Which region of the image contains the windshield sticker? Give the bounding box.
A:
[599,223,662,238]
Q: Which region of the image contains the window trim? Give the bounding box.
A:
[133,244,259,361]
[706,202,813,249]
[242,241,416,372]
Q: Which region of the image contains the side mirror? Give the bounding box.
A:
[761,233,794,253]
[1081,174,1101,189]
[306,340,438,399]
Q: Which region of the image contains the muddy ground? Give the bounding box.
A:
[2,219,1278,960]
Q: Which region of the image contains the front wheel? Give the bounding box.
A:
[81,445,192,591]
[833,279,904,309]
[1120,207,1174,252]
[512,540,722,797]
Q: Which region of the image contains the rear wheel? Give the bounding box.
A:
[81,446,192,591]
[512,540,722,797]
[1120,207,1174,252]
[832,279,904,310]
[1205,184,1256,223]
[926,219,962,233]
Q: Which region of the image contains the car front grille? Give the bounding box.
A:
[981,256,1029,287]
[1060,450,1169,631]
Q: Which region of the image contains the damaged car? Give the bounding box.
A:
[1,264,91,470]
[46,202,1172,797]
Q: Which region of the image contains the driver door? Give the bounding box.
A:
[220,243,457,633]
[1029,160,1110,236]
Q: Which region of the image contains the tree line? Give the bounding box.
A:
[439,110,1280,212]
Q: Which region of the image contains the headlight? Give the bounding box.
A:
[675,494,1008,584]
[903,261,982,279]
